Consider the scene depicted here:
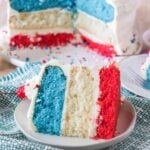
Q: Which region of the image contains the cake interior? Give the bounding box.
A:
[29,64,120,139]
[62,67,96,138]
[33,66,67,135]
[94,64,120,139]
[9,0,119,57]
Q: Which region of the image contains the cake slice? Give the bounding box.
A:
[141,52,150,81]
[17,60,120,139]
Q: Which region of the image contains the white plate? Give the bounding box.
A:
[120,54,150,99]
[7,45,110,68]
[14,100,136,150]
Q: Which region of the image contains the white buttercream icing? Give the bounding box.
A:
[9,8,73,31]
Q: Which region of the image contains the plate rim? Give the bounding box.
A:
[120,54,150,99]
[14,99,136,149]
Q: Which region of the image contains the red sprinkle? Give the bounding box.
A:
[16,86,26,99]
[35,84,40,89]
[42,60,47,64]
[26,83,30,86]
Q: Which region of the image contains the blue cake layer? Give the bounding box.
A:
[77,0,114,23]
[9,0,114,23]
[146,65,150,81]
[33,66,67,135]
[9,0,76,12]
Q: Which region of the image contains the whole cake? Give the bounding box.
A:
[8,0,141,56]
[17,60,120,139]
[141,51,150,81]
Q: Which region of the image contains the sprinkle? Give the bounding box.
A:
[130,38,136,43]
[36,99,41,103]
[67,55,71,58]
[42,60,47,64]
[35,84,40,89]
[82,57,87,61]
[25,57,30,62]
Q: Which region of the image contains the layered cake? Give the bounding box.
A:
[16,60,120,139]
[9,0,76,49]
[8,0,141,56]
[141,51,150,81]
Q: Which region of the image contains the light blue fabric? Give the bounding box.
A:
[0,62,150,150]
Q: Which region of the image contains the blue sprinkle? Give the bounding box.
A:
[25,57,30,62]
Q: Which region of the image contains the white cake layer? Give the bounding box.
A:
[9,8,73,30]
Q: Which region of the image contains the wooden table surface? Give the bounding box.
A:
[0,56,16,76]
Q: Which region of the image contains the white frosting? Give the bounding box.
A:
[26,60,103,137]
[90,67,101,137]
[24,76,38,100]
[10,28,73,36]
[141,53,150,80]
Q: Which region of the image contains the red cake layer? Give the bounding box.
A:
[95,64,120,139]
[10,33,75,48]
[10,32,117,57]
[81,35,117,57]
